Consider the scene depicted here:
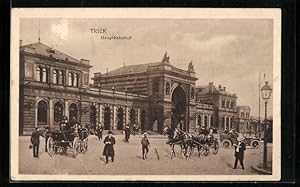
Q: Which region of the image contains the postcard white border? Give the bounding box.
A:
[10,8,281,181]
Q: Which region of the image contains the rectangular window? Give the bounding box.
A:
[24,63,33,78]
[84,73,89,85]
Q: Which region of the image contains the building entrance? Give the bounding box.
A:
[171,86,187,131]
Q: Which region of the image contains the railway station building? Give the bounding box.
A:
[19,41,244,135]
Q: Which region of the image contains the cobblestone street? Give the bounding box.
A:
[19,134,265,175]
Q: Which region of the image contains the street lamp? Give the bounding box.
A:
[261,81,272,169]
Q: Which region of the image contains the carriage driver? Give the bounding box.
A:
[173,127,184,143]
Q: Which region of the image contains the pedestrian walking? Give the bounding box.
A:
[233,137,246,169]
[133,124,136,136]
[103,131,116,164]
[30,127,40,158]
[124,125,130,143]
[96,123,103,141]
[141,132,150,160]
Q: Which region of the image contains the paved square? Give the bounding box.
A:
[19,134,264,175]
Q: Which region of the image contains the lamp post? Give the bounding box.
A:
[261,81,272,169]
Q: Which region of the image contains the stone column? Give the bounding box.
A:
[65,100,69,119]
[201,113,204,126]
[49,99,54,128]
[113,105,117,130]
[98,104,103,125]
[208,114,211,128]
[137,108,141,126]
[224,116,227,130]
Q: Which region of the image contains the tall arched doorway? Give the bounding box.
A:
[69,103,78,122]
[37,100,48,126]
[129,108,136,128]
[171,86,187,131]
[141,110,146,131]
[54,101,64,123]
[90,105,97,129]
[117,108,124,130]
[104,107,111,130]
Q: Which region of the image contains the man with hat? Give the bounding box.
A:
[124,125,130,143]
[31,127,40,158]
[233,137,246,169]
[103,130,116,164]
[141,132,150,160]
[96,123,103,141]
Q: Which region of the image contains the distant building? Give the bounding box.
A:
[196,82,237,130]
[236,106,251,134]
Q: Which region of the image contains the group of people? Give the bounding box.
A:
[94,123,149,164]
[30,120,246,169]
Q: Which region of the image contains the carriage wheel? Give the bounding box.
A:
[212,141,219,154]
[203,146,209,156]
[82,139,88,153]
[222,140,232,148]
[72,137,79,158]
[47,137,55,157]
[251,140,259,149]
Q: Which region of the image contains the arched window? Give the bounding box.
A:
[191,87,195,99]
[37,100,47,123]
[54,102,64,123]
[36,66,43,82]
[53,69,58,84]
[165,82,170,95]
[153,81,159,95]
[68,72,73,86]
[140,110,146,130]
[74,73,78,87]
[204,115,208,128]
[42,67,47,82]
[197,115,202,127]
[226,100,230,108]
[69,103,78,122]
[58,70,64,85]
[222,99,225,108]
[226,117,229,128]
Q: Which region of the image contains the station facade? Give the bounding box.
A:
[19,41,245,135]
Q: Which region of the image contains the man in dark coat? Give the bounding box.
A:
[31,127,40,158]
[103,131,116,164]
[96,123,103,141]
[233,137,246,169]
[124,125,130,143]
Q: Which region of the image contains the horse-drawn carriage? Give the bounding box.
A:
[163,127,219,159]
[46,121,89,158]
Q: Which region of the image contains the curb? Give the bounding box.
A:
[251,165,272,175]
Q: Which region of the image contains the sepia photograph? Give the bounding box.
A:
[10,8,281,181]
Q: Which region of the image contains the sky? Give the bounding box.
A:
[20,18,274,117]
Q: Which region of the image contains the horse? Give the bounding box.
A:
[163,126,190,159]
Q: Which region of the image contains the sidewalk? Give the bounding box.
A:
[252,161,272,175]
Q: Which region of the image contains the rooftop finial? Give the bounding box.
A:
[162,52,170,63]
[38,20,41,43]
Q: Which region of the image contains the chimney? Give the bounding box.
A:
[19,40,22,47]
[218,85,222,90]
[223,87,226,91]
